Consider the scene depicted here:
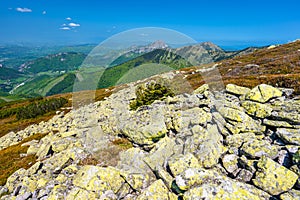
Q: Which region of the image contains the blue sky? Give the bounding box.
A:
[1,0,300,47]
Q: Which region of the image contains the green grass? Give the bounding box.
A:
[42,74,68,96]
[116,63,173,85]
[25,52,86,74]
[46,73,76,96]
[98,49,191,89]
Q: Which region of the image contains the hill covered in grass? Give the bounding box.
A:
[97,49,192,88]
[21,52,86,74]
[185,40,300,94]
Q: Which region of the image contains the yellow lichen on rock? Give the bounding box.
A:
[253,156,298,195]
[245,84,282,103]
[137,179,177,200]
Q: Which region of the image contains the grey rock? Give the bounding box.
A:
[276,128,300,145]
[16,192,32,200]
[277,150,292,167]
[12,185,22,196]
[235,169,253,183]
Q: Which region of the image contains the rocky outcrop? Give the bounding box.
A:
[0,81,299,199]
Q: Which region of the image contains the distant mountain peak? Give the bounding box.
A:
[129,40,168,54]
[149,40,168,49]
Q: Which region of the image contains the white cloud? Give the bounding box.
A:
[16,7,32,13]
[61,23,67,26]
[68,22,80,27]
[60,27,71,30]
[42,11,46,15]
[66,17,72,21]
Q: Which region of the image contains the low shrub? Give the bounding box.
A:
[130,80,175,110]
[16,97,68,120]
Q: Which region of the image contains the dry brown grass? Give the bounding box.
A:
[79,138,133,167]
[0,133,47,186]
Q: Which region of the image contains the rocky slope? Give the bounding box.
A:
[0,74,300,199]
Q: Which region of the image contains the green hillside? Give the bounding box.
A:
[98,49,192,88]
[46,73,76,96]
[0,67,23,80]
[109,52,142,67]
[24,52,86,74]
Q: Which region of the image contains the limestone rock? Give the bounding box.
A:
[225,132,256,148]
[218,106,249,122]
[155,165,174,189]
[238,155,257,173]
[241,139,278,159]
[175,168,221,191]
[263,119,293,128]
[218,105,265,134]
[66,187,97,200]
[253,156,298,195]
[276,128,300,145]
[222,154,239,175]
[171,107,212,134]
[280,189,300,200]
[136,179,177,200]
[194,124,225,168]
[121,106,167,147]
[118,147,153,177]
[143,136,181,170]
[245,84,282,103]
[235,169,253,183]
[6,168,27,192]
[168,153,201,177]
[193,84,209,95]
[183,180,270,200]
[2,81,300,200]
[226,84,251,96]
[271,110,300,124]
[178,168,270,199]
[73,165,124,195]
[120,172,149,191]
[277,150,292,167]
[241,100,272,118]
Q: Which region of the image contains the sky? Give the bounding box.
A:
[1,0,300,47]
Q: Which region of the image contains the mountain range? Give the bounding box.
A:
[0,41,261,100]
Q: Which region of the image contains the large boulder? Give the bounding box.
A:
[193,124,225,168]
[72,165,125,195]
[176,168,270,199]
[245,84,282,103]
[121,106,168,147]
[253,156,298,195]
[136,179,177,200]
[240,139,279,159]
[226,84,251,96]
[241,100,273,118]
[168,153,201,176]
